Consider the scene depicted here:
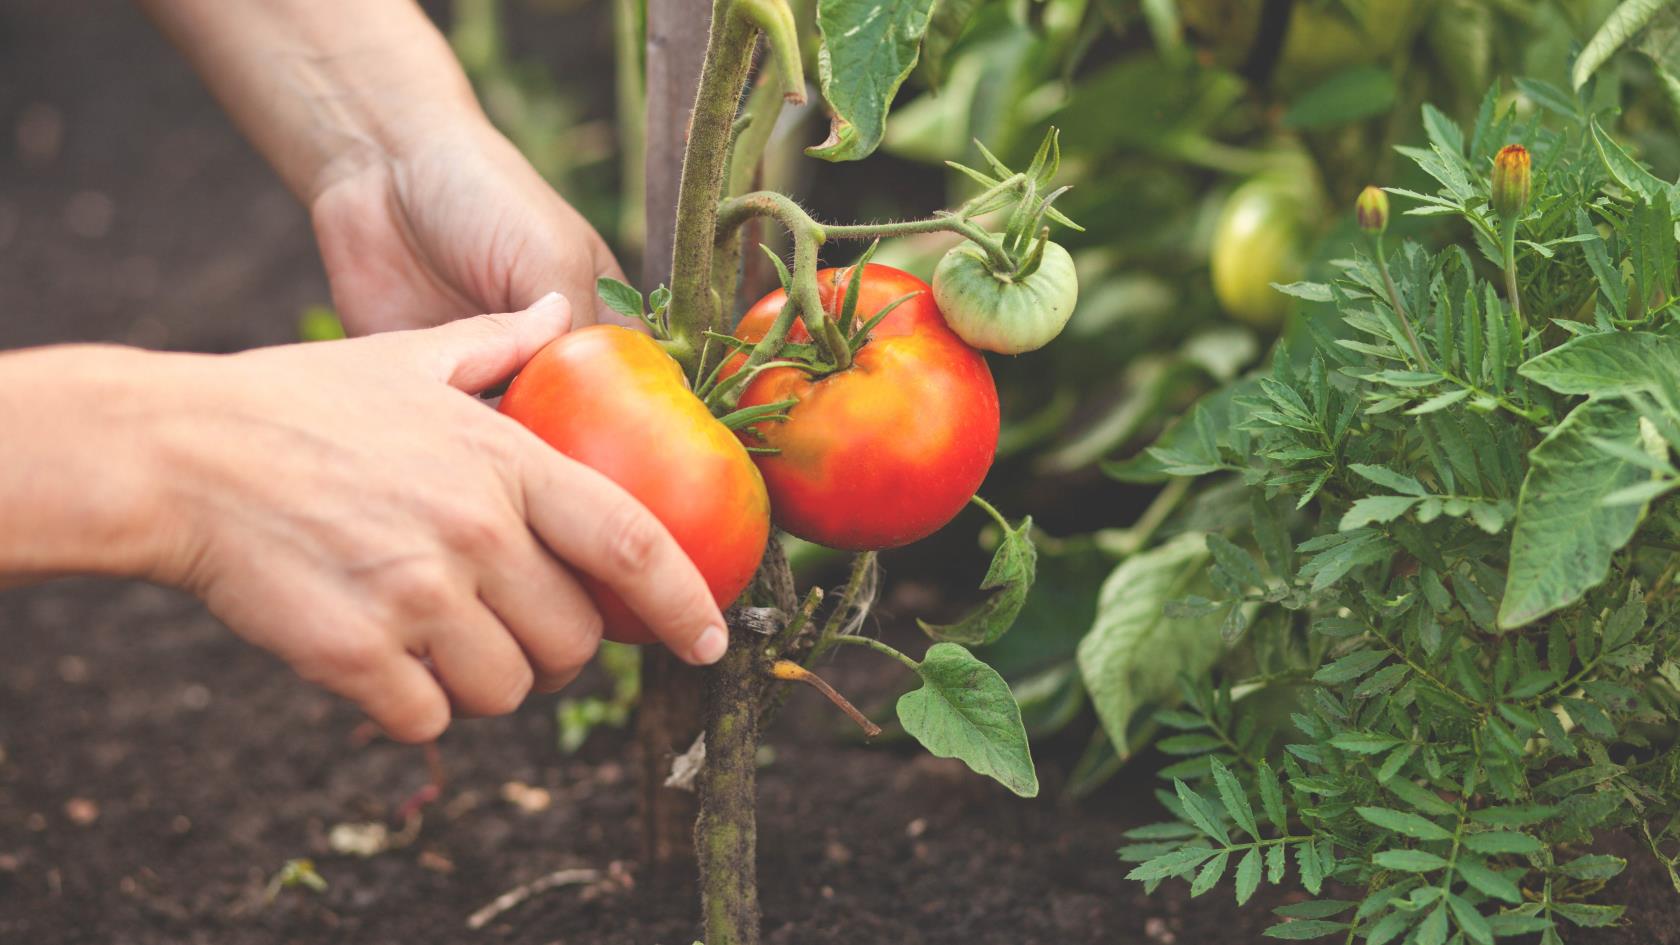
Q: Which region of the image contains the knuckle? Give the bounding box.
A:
[601,502,664,574]
[309,631,388,682]
[379,561,458,619]
[478,662,534,716]
[439,505,508,558]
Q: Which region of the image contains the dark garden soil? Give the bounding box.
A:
[1,2,1677,944]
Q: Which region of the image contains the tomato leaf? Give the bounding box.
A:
[596,277,645,321]
[1076,533,1223,756]
[897,642,1039,797]
[1499,399,1651,628]
[919,508,1037,647]
[810,0,940,162]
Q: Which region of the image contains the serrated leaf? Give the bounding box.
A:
[1341,496,1421,530]
[1210,757,1259,839]
[1574,0,1676,89]
[1263,919,1349,939]
[1314,650,1388,684]
[1126,845,1217,881]
[1257,760,1288,832]
[1447,892,1494,945]
[1357,806,1454,840]
[1175,778,1230,845]
[1462,830,1542,854]
[1331,732,1405,755]
[596,277,645,320]
[1077,535,1223,756]
[1519,331,1680,396]
[1350,464,1430,496]
[1500,400,1649,628]
[1234,848,1261,905]
[811,0,940,162]
[1190,850,1229,896]
[1457,860,1523,903]
[1373,849,1450,872]
[897,643,1038,797]
[920,512,1036,645]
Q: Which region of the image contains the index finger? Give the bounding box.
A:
[512,439,728,666]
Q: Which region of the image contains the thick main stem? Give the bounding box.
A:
[696,633,760,945]
[665,3,759,374]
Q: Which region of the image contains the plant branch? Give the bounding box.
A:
[767,660,882,737]
[830,633,921,673]
[1371,234,1431,371]
[665,2,760,376]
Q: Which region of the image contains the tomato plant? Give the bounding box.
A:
[498,325,770,644]
[730,263,1000,550]
[1209,174,1315,330]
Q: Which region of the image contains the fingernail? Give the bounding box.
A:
[690,625,728,665]
[528,291,565,311]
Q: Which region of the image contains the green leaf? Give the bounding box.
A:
[811,0,939,162]
[1416,904,1449,945]
[1234,848,1261,905]
[1350,464,1429,496]
[1462,830,1542,854]
[1553,902,1626,927]
[1175,778,1231,845]
[1574,0,1676,89]
[1500,400,1650,628]
[1341,496,1421,530]
[1559,854,1626,880]
[1373,849,1450,872]
[1519,331,1680,396]
[1447,893,1494,945]
[1210,757,1259,839]
[920,0,984,85]
[897,643,1039,797]
[1126,845,1217,881]
[596,277,645,321]
[1263,919,1349,939]
[1590,118,1680,203]
[1457,860,1523,903]
[1283,66,1398,129]
[1313,650,1388,684]
[1190,850,1230,896]
[1356,806,1454,841]
[919,511,1037,646]
[1077,534,1222,756]
[1257,760,1288,832]
[1331,733,1404,755]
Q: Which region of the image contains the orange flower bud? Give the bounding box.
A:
[1356,186,1389,235]
[1492,144,1531,220]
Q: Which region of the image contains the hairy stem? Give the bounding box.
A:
[696,631,760,945]
[1501,218,1524,333]
[665,2,759,375]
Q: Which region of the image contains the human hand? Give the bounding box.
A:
[131,294,724,741]
[311,117,630,336]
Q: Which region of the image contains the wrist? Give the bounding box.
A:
[0,346,202,585]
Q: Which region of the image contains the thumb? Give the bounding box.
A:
[416,292,572,393]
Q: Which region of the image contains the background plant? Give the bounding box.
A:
[1113,29,1680,942]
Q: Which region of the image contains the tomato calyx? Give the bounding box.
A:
[944,131,1084,281]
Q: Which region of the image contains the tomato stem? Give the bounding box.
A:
[664,3,760,377]
[767,660,882,738]
[830,634,922,673]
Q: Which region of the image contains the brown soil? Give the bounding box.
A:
[1,3,1675,944]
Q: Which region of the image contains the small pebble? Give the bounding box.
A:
[179,684,211,711]
[170,815,192,835]
[823,840,852,865]
[1145,916,1175,944]
[418,850,455,874]
[500,781,552,813]
[64,797,99,826]
[905,817,928,838]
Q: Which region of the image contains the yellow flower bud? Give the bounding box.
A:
[1492,144,1531,221]
[1356,186,1389,235]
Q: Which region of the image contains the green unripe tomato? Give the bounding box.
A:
[931,238,1079,354]
[1210,178,1308,331]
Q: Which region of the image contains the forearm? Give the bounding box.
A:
[0,346,182,586]
[136,0,485,201]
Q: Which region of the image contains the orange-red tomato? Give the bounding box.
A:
[731,264,999,550]
[500,325,770,644]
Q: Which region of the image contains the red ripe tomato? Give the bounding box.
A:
[731,264,999,550]
[500,325,770,644]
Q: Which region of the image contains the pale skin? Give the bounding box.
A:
[0,1,724,743]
